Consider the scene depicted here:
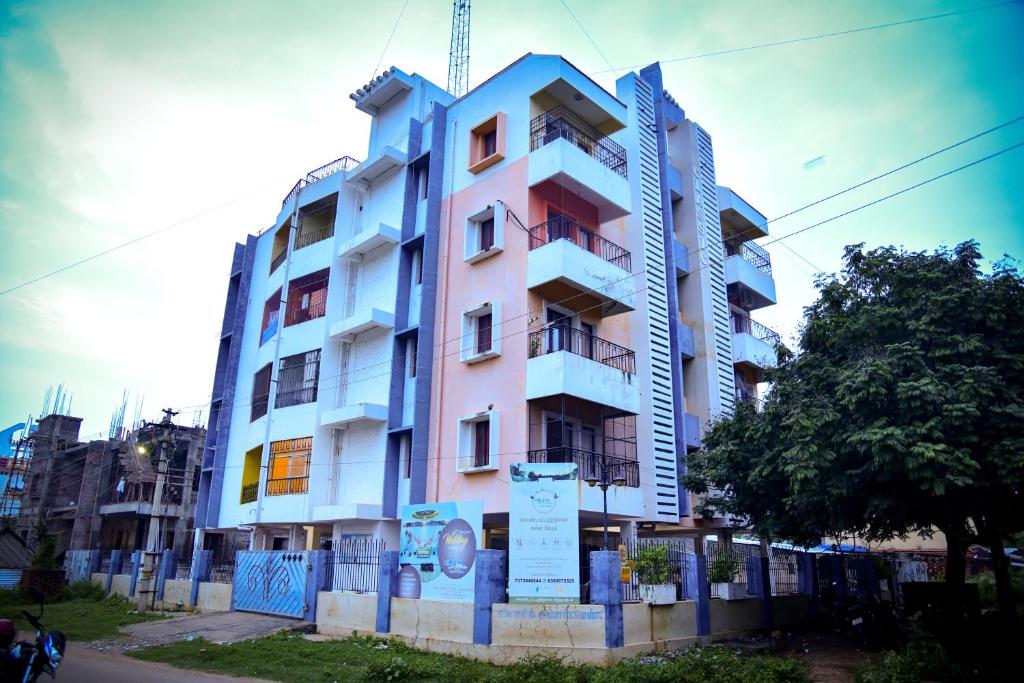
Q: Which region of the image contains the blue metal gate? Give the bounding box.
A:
[231,551,310,618]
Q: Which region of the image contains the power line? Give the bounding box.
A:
[371,0,411,80]
[178,138,1024,418]
[559,0,618,76]
[592,0,1024,73]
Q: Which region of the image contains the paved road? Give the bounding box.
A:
[61,642,273,682]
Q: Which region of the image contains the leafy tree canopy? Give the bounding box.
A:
[684,242,1024,557]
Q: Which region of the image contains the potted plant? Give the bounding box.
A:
[708,550,746,600]
[635,545,675,605]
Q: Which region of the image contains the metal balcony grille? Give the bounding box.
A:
[250,394,269,422]
[528,216,631,271]
[730,313,781,345]
[529,106,627,178]
[528,327,636,374]
[266,477,308,496]
[527,447,639,488]
[240,482,258,504]
[269,250,287,274]
[294,224,334,250]
[275,350,321,409]
[281,156,361,207]
[725,239,772,276]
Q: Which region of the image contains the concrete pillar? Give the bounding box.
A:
[745,555,762,596]
[303,550,329,622]
[157,549,176,601]
[620,521,638,547]
[288,524,302,550]
[589,550,623,648]
[472,549,507,645]
[331,522,344,545]
[87,549,102,577]
[106,550,123,592]
[190,549,213,607]
[375,550,400,634]
[128,550,143,597]
[759,556,774,629]
[692,554,711,636]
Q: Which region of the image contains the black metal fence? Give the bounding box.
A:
[529,106,627,178]
[325,538,384,593]
[725,239,772,276]
[209,558,235,584]
[622,539,694,602]
[528,216,631,272]
[528,327,636,374]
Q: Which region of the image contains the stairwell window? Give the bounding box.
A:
[457,410,499,472]
[275,349,321,408]
[460,301,501,363]
[464,202,504,264]
[267,437,311,496]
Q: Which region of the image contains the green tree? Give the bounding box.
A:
[684,241,1024,622]
[31,535,58,570]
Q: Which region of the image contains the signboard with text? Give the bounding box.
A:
[397,500,482,603]
[509,462,580,604]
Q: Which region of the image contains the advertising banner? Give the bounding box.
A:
[398,499,482,603]
[509,462,580,604]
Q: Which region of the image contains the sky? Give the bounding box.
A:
[1,0,1022,437]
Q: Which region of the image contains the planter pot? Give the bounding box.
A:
[714,582,747,600]
[639,583,676,605]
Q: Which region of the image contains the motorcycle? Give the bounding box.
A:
[2,587,66,682]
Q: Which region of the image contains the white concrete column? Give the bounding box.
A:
[288,524,302,550]
[620,521,639,546]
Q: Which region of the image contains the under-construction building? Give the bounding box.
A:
[15,413,206,556]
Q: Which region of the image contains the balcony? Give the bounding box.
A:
[526,328,639,414]
[528,107,631,221]
[730,313,780,381]
[338,223,400,261]
[724,240,776,310]
[328,308,395,342]
[346,146,406,187]
[240,482,258,505]
[718,186,768,239]
[527,448,639,488]
[526,217,635,317]
[320,402,388,429]
[266,477,308,496]
[281,156,360,208]
[250,394,269,422]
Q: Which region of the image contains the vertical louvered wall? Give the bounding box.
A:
[692,125,736,415]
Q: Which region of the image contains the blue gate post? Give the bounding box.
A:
[191,549,212,607]
[128,550,142,597]
[87,549,102,579]
[375,551,400,634]
[693,554,711,636]
[797,552,820,618]
[472,549,507,645]
[745,556,762,597]
[106,550,123,593]
[304,550,330,623]
[590,550,623,648]
[759,556,774,629]
[157,549,176,602]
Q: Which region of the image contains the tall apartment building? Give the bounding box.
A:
[194,54,778,552]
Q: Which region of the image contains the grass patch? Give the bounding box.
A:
[0,586,164,641]
[131,632,809,683]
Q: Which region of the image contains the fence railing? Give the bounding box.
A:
[283,289,328,327]
[730,313,781,345]
[528,327,636,374]
[209,559,235,584]
[274,386,318,409]
[725,239,772,276]
[528,216,631,272]
[621,539,693,601]
[294,224,334,250]
[527,447,640,488]
[281,156,361,207]
[269,249,287,274]
[530,106,627,178]
[266,476,309,496]
[175,558,194,580]
[768,551,801,595]
[324,538,384,593]
[240,482,258,504]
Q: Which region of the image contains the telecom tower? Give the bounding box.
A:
[447,0,470,97]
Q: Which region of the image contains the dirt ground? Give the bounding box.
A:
[790,633,873,683]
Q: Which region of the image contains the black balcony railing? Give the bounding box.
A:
[730,313,781,345]
[250,394,269,422]
[294,224,334,250]
[266,477,308,496]
[528,327,636,374]
[240,482,258,504]
[281,156,361,207]
[269,250,287,274]
[725,239,772,276]
[527,447,639,488]
[530,106,627,178]
[528,216,631,272]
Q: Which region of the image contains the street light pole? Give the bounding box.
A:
[584,455,626,552]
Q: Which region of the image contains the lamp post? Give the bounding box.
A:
[584,456,626,551]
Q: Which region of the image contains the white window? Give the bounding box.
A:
[460,301,501,363]
[457,410,500,472]
[464,201,505,264]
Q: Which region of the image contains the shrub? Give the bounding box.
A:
[596,646,809,683]
[31,536,57,570]
[854,626,954,683]
[62,580,108,602]
[707,551,742,584]
[635,545,670,585]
